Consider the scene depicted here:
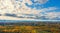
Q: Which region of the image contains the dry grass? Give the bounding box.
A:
[0,22,60,33]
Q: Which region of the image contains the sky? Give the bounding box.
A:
[26,0,60,10]
[0,0,60,21]
[25,0,60,20]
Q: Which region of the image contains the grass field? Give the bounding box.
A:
[0,22,60,33]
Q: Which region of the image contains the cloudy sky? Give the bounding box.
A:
[0,0,60,21]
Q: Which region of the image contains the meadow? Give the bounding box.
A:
[0,22,60,33]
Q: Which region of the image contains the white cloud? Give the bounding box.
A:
[45,12,60,19]
[32,7,59,20]
[34,0,49,4]
[0,0,60,20]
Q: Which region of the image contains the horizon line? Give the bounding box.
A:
[0,20,60,22]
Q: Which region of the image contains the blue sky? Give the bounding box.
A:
[25,0,60,20]
[26,0,60,9]
[0,0,60,21]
